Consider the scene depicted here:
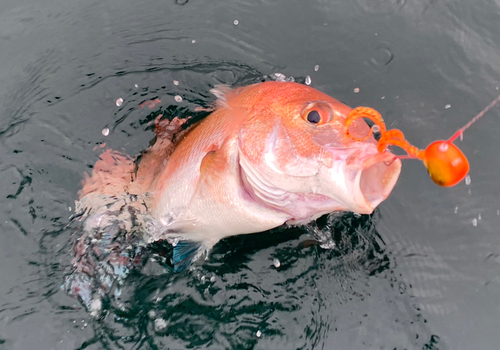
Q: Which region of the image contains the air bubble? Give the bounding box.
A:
[174,95,183,102]
[314,65,319,72]
[116,98,123,107]
[472,218,477,226]
[273,258,281,268]
[173,80,179,86]
[305,76,311,85]
[353,87,360,94]
[445,104,451,109]
[102,127,110,136]
[256,330,262,337]
[233,20,239,26]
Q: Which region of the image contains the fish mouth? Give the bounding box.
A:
[348,151,402,214]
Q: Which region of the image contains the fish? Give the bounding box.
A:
[73,81,401,276]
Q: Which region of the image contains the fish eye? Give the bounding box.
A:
[306,110,321,124]
[301,102,333,125]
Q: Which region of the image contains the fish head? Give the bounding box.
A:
[237,82,401,223]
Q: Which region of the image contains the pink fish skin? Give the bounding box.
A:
[77,81,401,270]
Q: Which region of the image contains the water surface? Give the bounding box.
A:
[1,0,500,349]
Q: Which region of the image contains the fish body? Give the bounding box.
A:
[77,81,401,271]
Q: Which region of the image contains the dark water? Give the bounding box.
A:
[1,0,500,349]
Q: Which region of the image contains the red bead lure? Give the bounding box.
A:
[344,95,500,186]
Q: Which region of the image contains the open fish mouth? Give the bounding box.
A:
[348,151,402,213]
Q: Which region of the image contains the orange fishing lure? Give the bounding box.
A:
[344,95,500,187]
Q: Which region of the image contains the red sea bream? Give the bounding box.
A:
[69,81,401,300]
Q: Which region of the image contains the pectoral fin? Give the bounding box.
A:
[192,146,228,199]
[199,146,226,178]
[173,241,203,272]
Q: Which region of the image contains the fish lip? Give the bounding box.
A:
[349,151,402,213]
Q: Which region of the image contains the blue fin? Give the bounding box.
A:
[173,241,202,272]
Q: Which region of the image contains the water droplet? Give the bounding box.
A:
[173,80,179,86]
[256,330,262,337]
[154,318,168,332]
[465,175,471,185]
[116,98,123,107]
[445,104,451,109]
[273,258,281,268]
[353,87,360,94]
[102,127,110,136]
[174,95,183,102]
[320,240,336,249]
[168,237,179,247]
[89,297,102,318]
[472,218,477,226]
[272,73,286,82]
[305,75,312,85]
[314,65,319,72]
[233,19,239,26]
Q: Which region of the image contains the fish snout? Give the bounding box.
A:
[346,149,402,213]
